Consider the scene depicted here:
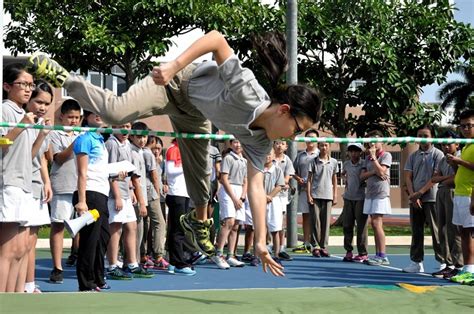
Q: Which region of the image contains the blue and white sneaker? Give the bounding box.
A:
[175,267,196,276]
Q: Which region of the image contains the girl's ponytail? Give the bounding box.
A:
[252,31,288,91]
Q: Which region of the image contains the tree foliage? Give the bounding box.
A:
[438,63,474,122]
[285,0,473,138]
[3,0,278,88]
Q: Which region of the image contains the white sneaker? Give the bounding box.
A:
[227,256,245,267]
[402,261,424,273]
[211,255,230,269]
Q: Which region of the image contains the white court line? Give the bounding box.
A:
[331,254,433,277]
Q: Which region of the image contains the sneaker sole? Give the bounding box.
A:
[130,275,155,279]
[107,276,133,280]
[27,52,68,87]
[49,280,64,284]
[174,271,197,276]
[179,215,214,256]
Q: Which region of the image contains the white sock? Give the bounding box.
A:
[464,264,474,273]
[128,262,139,269]
[109,264,117,270]
[280,245,285,252]
[24,282,35,293]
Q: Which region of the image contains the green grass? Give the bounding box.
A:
[327,225,430,236]
[37,225,427,239]
[38,226,71,239]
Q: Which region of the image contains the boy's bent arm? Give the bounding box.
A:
[247,165,284,276]
[54,142,75,165]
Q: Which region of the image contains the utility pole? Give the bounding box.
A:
[286,0,298,248]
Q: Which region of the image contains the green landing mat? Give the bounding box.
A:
[1,286,473,314]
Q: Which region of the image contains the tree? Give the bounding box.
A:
[281,0,472,146]
[3,0,278,88]
[4,0,201,87]
[438,63,474,122]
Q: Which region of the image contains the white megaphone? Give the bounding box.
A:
[65,209,100,238]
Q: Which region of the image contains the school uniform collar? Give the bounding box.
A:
[316,155,331,164]
[230,150,244,161]
[56,130,80,137]
[418,145,434,155]
[303,149,318,156]
[109,134,128,147]
[264,163,276,173]
[3,99,25,114]
[130,142,142,152]
[273,154,288,164]
[349,158,363,166]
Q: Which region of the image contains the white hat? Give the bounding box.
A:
[347,143,363,151]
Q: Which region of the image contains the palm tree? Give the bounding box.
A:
[438,64,474,122]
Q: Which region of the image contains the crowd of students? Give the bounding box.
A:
[1,29,473,293]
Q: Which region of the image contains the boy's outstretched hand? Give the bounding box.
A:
[255,242,285,277]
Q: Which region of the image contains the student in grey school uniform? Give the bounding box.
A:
[431,130,463,279]
[1,63,37,292]
[129,122,150,267]
[307,142,338,257]
[361,130,392,266]
[142,135,169,270]
[263,149,286,264]
[292,129,319,253]
[272,140,295,261]
[212,139,247,269]
[48,99,82,284]
[105,122,152,280]
[23,81,55,294]
[403,125,444,273]
[341,143,368,263]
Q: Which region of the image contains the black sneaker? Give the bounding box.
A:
[180,210,215,256]
[124,265,154,279]
[444,268,462,280]
[49,267,64,284]
[27,52,70,87]
[432,267,454,279]
[241,253,253,263]
[272,256,283,266]
[278,251,293,261]
[106,267,132,280]
[65,254,77,267]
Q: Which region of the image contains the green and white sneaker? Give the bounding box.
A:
[107,267,132,280]
[124,265,154,279]
[27,52,69,87]
[180,209,215,256]
[366,256,390,266]
[450,271,473,284]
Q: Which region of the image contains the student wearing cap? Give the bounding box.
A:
[341,143,368,262]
